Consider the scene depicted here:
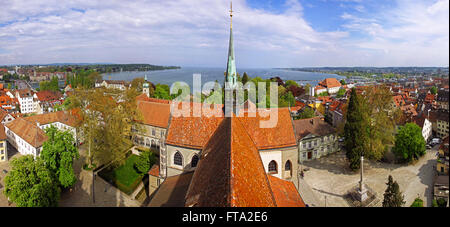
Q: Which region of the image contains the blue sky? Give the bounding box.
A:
[0,0,448,67]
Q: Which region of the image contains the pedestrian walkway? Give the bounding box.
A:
[297,176,323,207]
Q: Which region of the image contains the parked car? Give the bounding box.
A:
[2,169,7,174]
[426,145,432,149]
[432,138,441,144]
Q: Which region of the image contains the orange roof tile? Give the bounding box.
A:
[166,103,224,149]
[185,117,277,207]
[293,117,336,140]
[5,118,48,147]
[0,124,6,140]
[319,78,341,88]
[35,90,62,102]
[136,100,171,128]
[237,108,297,150]
[148,164,160,177]
[268,175,305,207]
[23,111,77,127]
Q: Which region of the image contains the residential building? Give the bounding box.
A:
[15,89,37,114]
[315,78,342,95]
[22,111,78,143]
[293,117,338,162]
[437,136,449,175]
[326,100,347,127]
[0,108,15,125]
[0,125,7,162]
[414,115,433,142]
[95,80,131,90]
[4,118,47,157]
[433,175,449,204]
[436,111,449,138]
[34,90,63,114]
[4,111,78,158]
[437,90,449,111]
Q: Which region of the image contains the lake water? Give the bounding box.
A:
[102,67,344,87]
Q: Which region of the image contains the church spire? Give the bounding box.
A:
[225,1,237,90]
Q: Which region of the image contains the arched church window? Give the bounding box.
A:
[191,155,199,168]
[285,160,292,171]
[174,152,183,166]
[268,161,278,174]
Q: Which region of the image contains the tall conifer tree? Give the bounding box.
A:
[344,88,369,170]
[383,175,405,207]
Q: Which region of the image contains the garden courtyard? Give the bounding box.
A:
[301,146,438,207]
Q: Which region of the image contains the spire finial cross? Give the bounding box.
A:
[230,1,233,28]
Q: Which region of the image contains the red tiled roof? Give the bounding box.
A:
[5,118,48,147]
[0,124,6,140]
[148,164,160,177]
[293,117,336,140]
[393,95,405,107]
[35,90,62,102]
[136,100,171,128]
[237,108,297,150]
[318,96,333,104]
[23,111,77,127]
[166,102,224,149]
[185,117,277,207]
[268,175,305,207]
[319,78,341,88]
[425,93,435,103]
[136,94,171,104]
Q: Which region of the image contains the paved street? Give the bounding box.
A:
[301,147,438,207]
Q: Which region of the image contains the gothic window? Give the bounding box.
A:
[191,155,199,168]
[268,161,278,174]
[174,152,183,166]
[152,128,156,136]
[285,160,291,171]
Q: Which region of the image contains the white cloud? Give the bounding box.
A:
[0,0,448,67]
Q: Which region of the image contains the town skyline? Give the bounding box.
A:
[0,0,448,68]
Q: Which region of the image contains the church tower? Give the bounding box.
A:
[143,74,150,97]
[225,1,237,90]
[224,1,238,117]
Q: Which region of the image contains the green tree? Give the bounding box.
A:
[285,80,299,88]
[134,149,157,175]
[131,77,145,92]
[340,79,347,85]
[154,84,171,100]
[364,86,402,161]
[304,84,311,95]
[40,126,80,188]
[3,155,60,207]
[336,88,346,98]
[382,175,405,207]
[295,107,316,120]
[392,123,426,163]
[430,86,437,95]
[344,88,370,170]
[242,72,249,85]
[410,197,424,207]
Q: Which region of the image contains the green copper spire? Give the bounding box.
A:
[226,1,237,89]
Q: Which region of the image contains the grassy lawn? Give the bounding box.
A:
[99,154,143,195]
